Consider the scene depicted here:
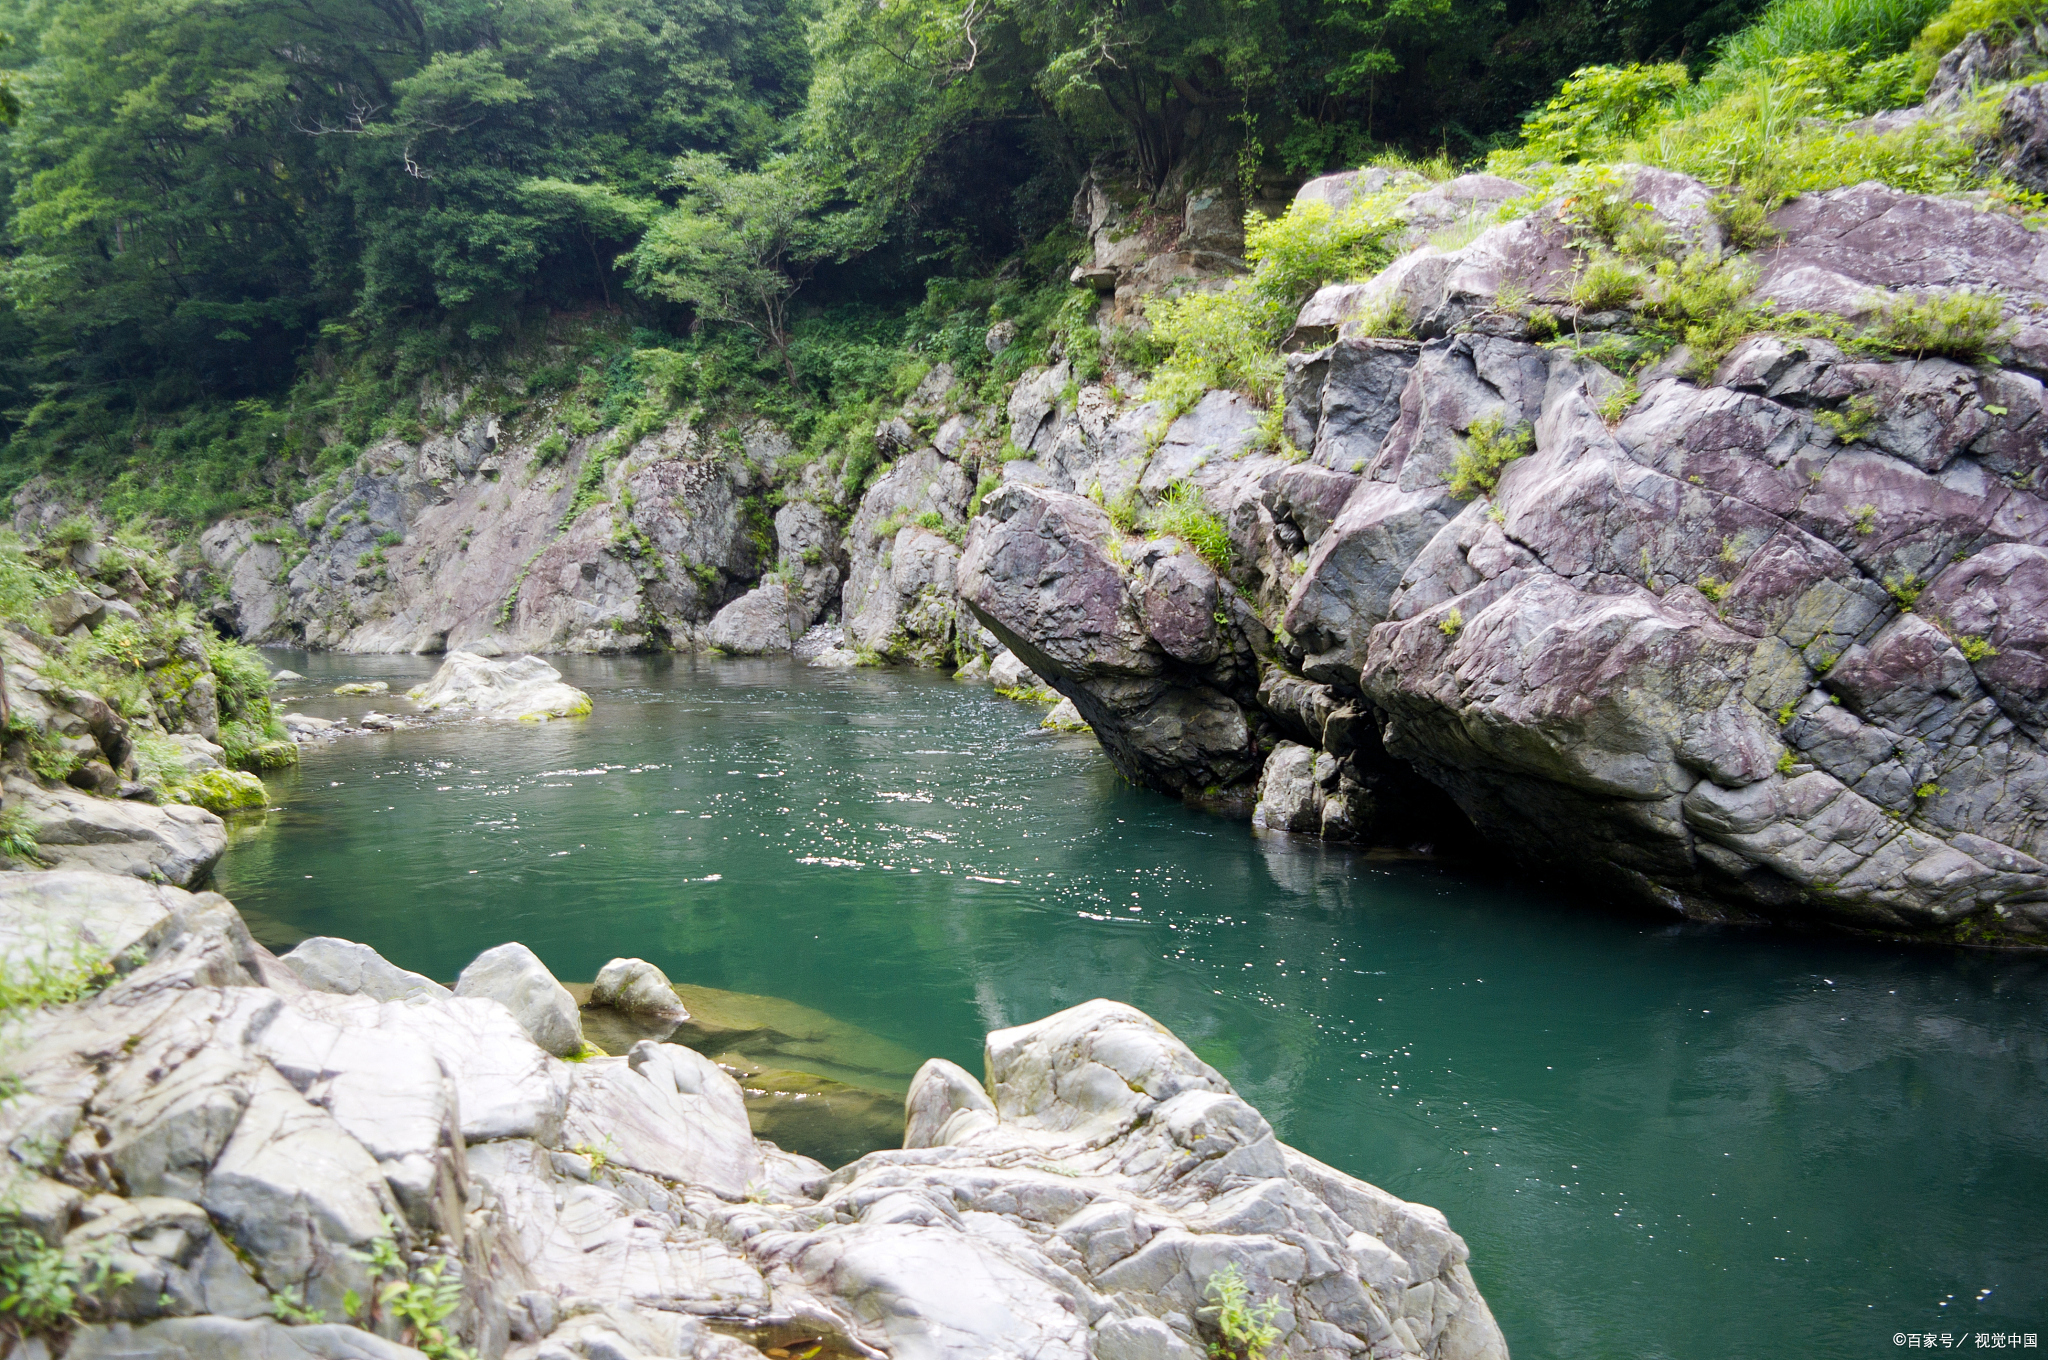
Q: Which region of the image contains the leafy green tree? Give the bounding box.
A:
[630,154,871,385]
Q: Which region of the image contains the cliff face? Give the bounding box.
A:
[952,168,2048,947]
[0,868,1508,1360]
[194,419,791,656]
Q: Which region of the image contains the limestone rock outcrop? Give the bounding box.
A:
[0,870,1507,1360]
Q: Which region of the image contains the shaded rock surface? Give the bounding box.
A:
[0,871,1505,1360]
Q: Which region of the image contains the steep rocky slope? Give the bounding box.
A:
[0,530,306,889]
[0,869,1507,1360]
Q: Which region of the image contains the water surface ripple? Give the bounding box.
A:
[218,652,2048,1360]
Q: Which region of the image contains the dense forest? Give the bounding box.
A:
[0,0,2017,524]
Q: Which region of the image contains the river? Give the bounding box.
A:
[214,651,2048,1360]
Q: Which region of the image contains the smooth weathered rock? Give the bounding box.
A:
[1042,696,1091,731]
[842,448,973,665]
[281,936,451,1002]
[455,942,585,1057]
[590,957,689,1021]
[1254,742,1323,834]
[407,652,591,722]
[198,519,290,642]
[69,1318,430,1360]
[706,581,801,655]
[10,777,227,887]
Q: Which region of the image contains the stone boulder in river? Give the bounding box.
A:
[590,955,689,1021]
[406,652,591,722]
[0,868,1507,1360]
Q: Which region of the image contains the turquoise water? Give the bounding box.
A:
[218,652,2048,1360]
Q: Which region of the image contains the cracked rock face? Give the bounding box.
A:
[1311,328,2048,942]
[0,870,1505,1360]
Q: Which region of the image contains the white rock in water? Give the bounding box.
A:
[270,669,306,682]
[1041,697,1090,731]
[454,941,585,1057]
[282,937,451,1003]
[807,647,859,669]
[406,651,591,722]
[590,957,688,1020]
[952,655,990,683]
[988,649,1036,689]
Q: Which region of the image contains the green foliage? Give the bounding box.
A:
[1202,1264,1283,1360]
[1149,482,1233,570]
[1489,0,1997,204]
[1243,195,1407,305]
[1707,0,1948,91]
[1447,415,1535,499]
[0,932,118,1014]
[1438,607,1465,637]
[0,1218,131,1336]
[1571,256,1647,310]
[1957,633,2000,661]
[630,155,874,385]
[967,473,1002,519]
[1145,287,1291,410]
[351,1218,472,1360]
[533,433,570,468]
[1854,503,1881,534]
[1597,381,1641,424]
[1865,289,2012,360]
[0,807,41,866]
[1512,63,1693,165]
[1886,570,1925,608]
[1912,0,2048,77]
[1815,394,1882,442]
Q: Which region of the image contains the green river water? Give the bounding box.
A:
[215,651,2048,1360]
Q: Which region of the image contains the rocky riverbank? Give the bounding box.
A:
[0,869,1507,1360]
[17,21,2048,948]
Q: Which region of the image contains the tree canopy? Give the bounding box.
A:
[0,0,1778,499]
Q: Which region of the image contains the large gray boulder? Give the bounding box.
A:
[406,652,590,722]
[842,447,973,664]
[590,956,688,1021]
[813,999,1510,1360]
[957,485,1261,794]
[1344,325,2048,942]
[454,941,585,1057]
[706,580,800,655]
[69,1318,429,1360]
[8,776,227,888]
[281,936,451,1002]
